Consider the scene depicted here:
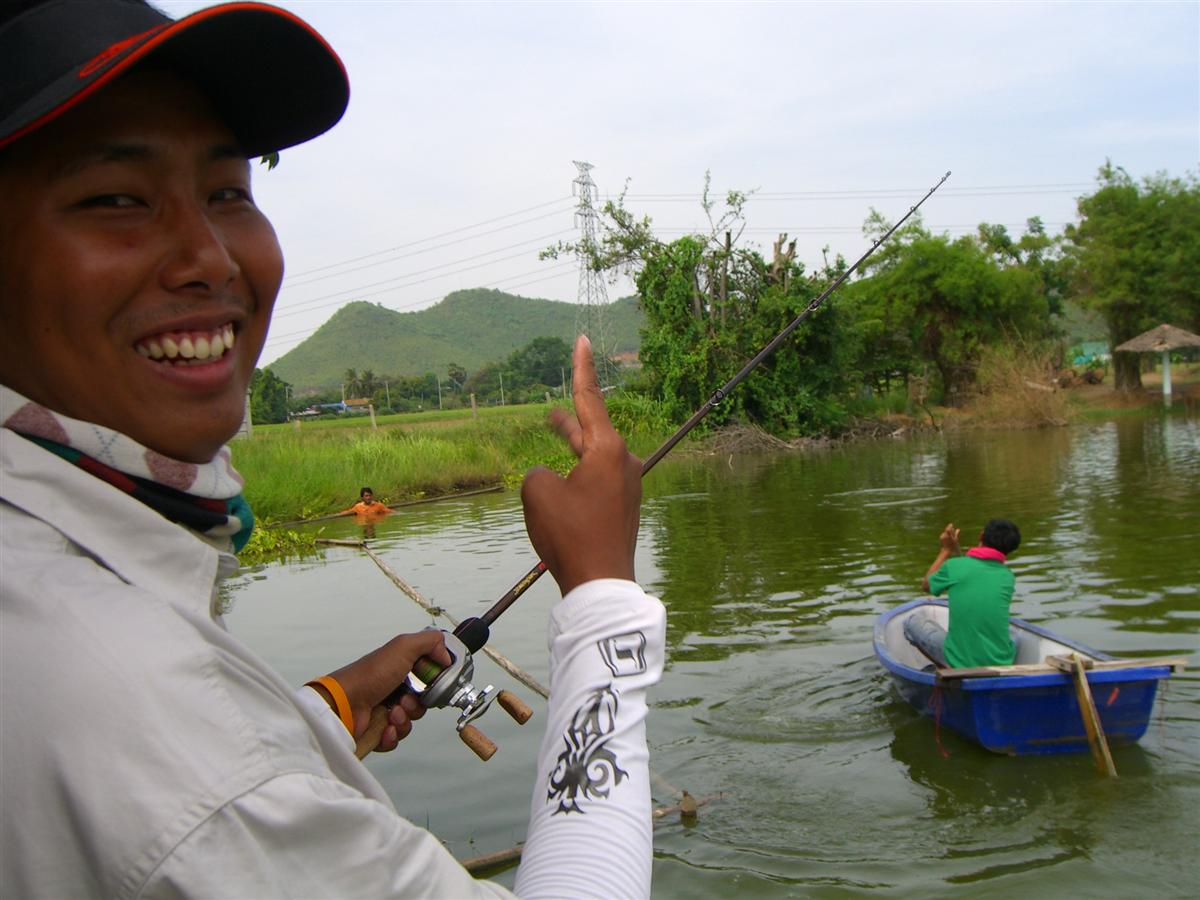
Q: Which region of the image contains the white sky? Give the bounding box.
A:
[158,1,1200,366]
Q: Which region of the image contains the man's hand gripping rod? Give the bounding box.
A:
[366,172,950,760]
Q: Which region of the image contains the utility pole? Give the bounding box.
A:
[384,380,390,409]
[437,375,443,411]
[499,371,506,406]
[572,160,615,388]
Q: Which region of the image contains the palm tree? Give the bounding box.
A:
[360,369,378,396]
[343,368,360,399]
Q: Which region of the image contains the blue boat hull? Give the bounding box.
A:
[875,600,1172,756]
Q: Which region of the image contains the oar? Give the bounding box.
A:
[1048,653,1117,777]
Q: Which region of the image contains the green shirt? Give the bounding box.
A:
[928,556,1016,668]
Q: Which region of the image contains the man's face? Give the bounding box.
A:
[0,70,283,463]
[361,491,374,504]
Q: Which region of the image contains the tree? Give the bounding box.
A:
[446,362,467,389]
[342,368,361,399]
[507,336,572,388]
[250,367,290,424]
[977,217,1068,318]
[845,214,1053,404]
[463,362,502,401]
[546,175,853,435]
[359,369,379,397]
[1063,162,1200,390]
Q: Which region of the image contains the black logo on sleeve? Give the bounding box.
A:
[598,631,647,678]
[547,686,627,815]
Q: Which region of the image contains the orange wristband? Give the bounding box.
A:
[307,675,354,735]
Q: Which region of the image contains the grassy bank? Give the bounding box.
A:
[234,361,1199,526]
[232,396,674,523]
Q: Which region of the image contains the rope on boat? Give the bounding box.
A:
[930,684,950,759]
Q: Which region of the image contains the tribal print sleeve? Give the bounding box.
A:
[513,579,666,900]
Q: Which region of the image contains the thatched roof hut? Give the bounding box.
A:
[1114,323,1200,402]
[1114,323,1200,353]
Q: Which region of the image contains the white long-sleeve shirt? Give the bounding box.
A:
[0,428,665,898]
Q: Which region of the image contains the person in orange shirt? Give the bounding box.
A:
[338,486,391,519]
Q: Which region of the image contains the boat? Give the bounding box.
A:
[874,599,1186,756]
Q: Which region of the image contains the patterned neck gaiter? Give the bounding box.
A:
[1,386,254,552]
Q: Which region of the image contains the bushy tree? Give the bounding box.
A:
[250,367,290,424]
[1063,162,1200,390]
[507,336,571,388]
[545,175,854,436]
[844,214,1054,405]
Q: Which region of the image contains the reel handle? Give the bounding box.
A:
[497,690,533,724]
[460,724,497,760]
[353,707,502,761]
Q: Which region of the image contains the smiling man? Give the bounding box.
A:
[0,69,278,463]
[0,2,663,897]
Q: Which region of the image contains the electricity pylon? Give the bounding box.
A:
[572,161,616,387]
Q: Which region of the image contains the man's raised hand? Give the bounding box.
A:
[520,335,642,595]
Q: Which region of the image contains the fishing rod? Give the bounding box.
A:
[376,171,951,759]
[477,169,952,627]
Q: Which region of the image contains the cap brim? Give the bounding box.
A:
[1,1,349,157]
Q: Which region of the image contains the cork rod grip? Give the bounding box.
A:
[497,690,533,724]
[460,724,497,760]
[355,705,390,759]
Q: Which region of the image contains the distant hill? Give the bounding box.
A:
[268,289,643,391]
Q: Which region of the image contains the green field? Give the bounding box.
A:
[232,396,674,524]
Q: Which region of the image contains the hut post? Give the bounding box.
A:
[1161,350,1172,405]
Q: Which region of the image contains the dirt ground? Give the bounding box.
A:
[1070,361,1200,410]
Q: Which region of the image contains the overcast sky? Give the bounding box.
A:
[159,1,1199,367]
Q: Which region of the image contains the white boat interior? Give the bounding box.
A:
[882,603,1094,672]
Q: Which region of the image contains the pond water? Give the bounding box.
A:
[224,414,1199,898]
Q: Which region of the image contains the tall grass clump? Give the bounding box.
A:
[605,392,674,454]
[232,397,680,522]
[969,343,1071,427]
[233,424,510,521]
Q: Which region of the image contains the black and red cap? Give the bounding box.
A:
[0,0,349,156]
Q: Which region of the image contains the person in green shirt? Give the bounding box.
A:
[904,519,1022,668]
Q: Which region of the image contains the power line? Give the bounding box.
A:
[281,196,575,282]
[624,182,1094,201]
[273,181,1087,289]
[273,230,574,318]
[263,260,579,352]
[282,205,577,287]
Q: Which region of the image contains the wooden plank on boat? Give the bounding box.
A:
[937,655,1189,680]
[1067,652,1118,777]
[937,662,1064,679]
[1045,655,1189,674]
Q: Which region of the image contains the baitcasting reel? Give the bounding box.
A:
[412,631,532,760]
[360,625,531,762]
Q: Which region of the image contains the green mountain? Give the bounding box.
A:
[267,289,643,390]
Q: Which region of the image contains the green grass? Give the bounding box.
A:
[233,398,676,522]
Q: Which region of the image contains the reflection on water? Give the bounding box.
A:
[226,416,1199,897]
